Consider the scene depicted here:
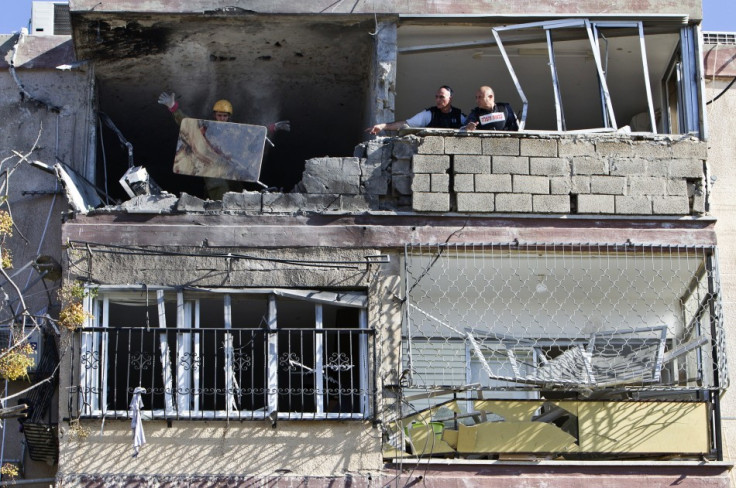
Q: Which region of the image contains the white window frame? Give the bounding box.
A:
[78,287,370,420]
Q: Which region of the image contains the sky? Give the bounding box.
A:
[0,0,734,34]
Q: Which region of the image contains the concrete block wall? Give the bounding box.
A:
[132,133,705,217]
[167,137,418,214]
[412,133,707,216]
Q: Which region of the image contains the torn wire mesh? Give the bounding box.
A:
[403,242,726,394]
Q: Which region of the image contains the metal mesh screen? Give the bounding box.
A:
[403,243,726,394]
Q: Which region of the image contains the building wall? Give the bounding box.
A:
[705,76,736,486]
[67,0,703,18]
[57,246,402,481]
[0,33,94,484]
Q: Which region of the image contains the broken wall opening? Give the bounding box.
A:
[395,20,695,133]
[79,14,377,199]
[390,242,724,460]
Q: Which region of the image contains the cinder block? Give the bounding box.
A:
[558,139,595,156]
[629,141,672,159]
[513,175,549,194]
[222,192,262,211]
[533,195,570,213]
[493,156,529,175]
[445,136,482,155]
[495,193,532,212]
[572,156,607,175]
[392,158,412,175]
[671,140,707,159]
[456,193,494,212]
[475,174,512,193]
[615,196,652,215]
[177,193,206,212]
[263,193,340,213]
[596,140,634,157]
[298,157,361,194]
[413,192,450,212]
[392,175,412,195]
[577,194,615,214]
[610,157,647,176]
[692,189,706,214]
[646,160,669,177]
[530,157,570,176]
[550,176,572,195]
[454,173,475,192]
[628,176,666,196]
[669,159,704,178]
[431,173,450,192]
[590,175,626,195]
[365,140,391,166]
[666,178,688,196]
[393,138,418,159]
[413,154,450,173]
[482,137,520,156]
[341,195,378,212]
[520,138,557,157]
[571,176,590,194]
[411,173,430,192]
[454,155,491,174]
[417,136,444,154]
[652,196,690,215]
[361,160,389,195]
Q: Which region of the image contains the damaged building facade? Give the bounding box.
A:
[2,0,736,486]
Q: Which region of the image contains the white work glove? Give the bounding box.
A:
[270,120,291,132]
[157,92,176,110]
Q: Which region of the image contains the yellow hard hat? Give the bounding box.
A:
[212,99,233,114]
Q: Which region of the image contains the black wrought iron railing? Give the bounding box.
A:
[68,327,376,421]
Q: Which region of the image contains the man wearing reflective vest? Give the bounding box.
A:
[465,85,519,132]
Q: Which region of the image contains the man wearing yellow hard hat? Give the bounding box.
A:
[157,92,290,198]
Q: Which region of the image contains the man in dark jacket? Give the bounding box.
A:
[466,86,519,131]
[366,85,466,134]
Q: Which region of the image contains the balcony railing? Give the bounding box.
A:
[68,326,375,421]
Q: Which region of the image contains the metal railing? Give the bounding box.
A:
[68,327,375,421]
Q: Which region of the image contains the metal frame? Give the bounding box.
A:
[76,287,374,421]
[492,19,656,131]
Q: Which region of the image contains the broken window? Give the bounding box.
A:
[661,27,703,135]
[393,243,724,459]
[396,19,703,135]
[74,288,372,420]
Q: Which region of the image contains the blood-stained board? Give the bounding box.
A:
[173,118,267,182]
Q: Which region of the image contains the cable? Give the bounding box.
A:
[706,76,736,105]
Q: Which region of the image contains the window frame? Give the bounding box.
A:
[77,287,372,421]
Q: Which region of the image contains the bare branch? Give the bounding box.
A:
[1,365,58,404]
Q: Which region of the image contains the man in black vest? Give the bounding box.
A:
[366,85,466,135]
[465,86,519,132]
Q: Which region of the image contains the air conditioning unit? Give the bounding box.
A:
[31,2,71,36]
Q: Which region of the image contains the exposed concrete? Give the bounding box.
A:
[58,420,382,479]
[68,0,703,19]
[65,15,376,196]
[703,78,735,475]
[411,133,706,215]
[0,32,94,485]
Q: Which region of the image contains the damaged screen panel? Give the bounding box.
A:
[173,118,267,182]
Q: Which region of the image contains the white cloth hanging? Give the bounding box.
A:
[130,387,146,457]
